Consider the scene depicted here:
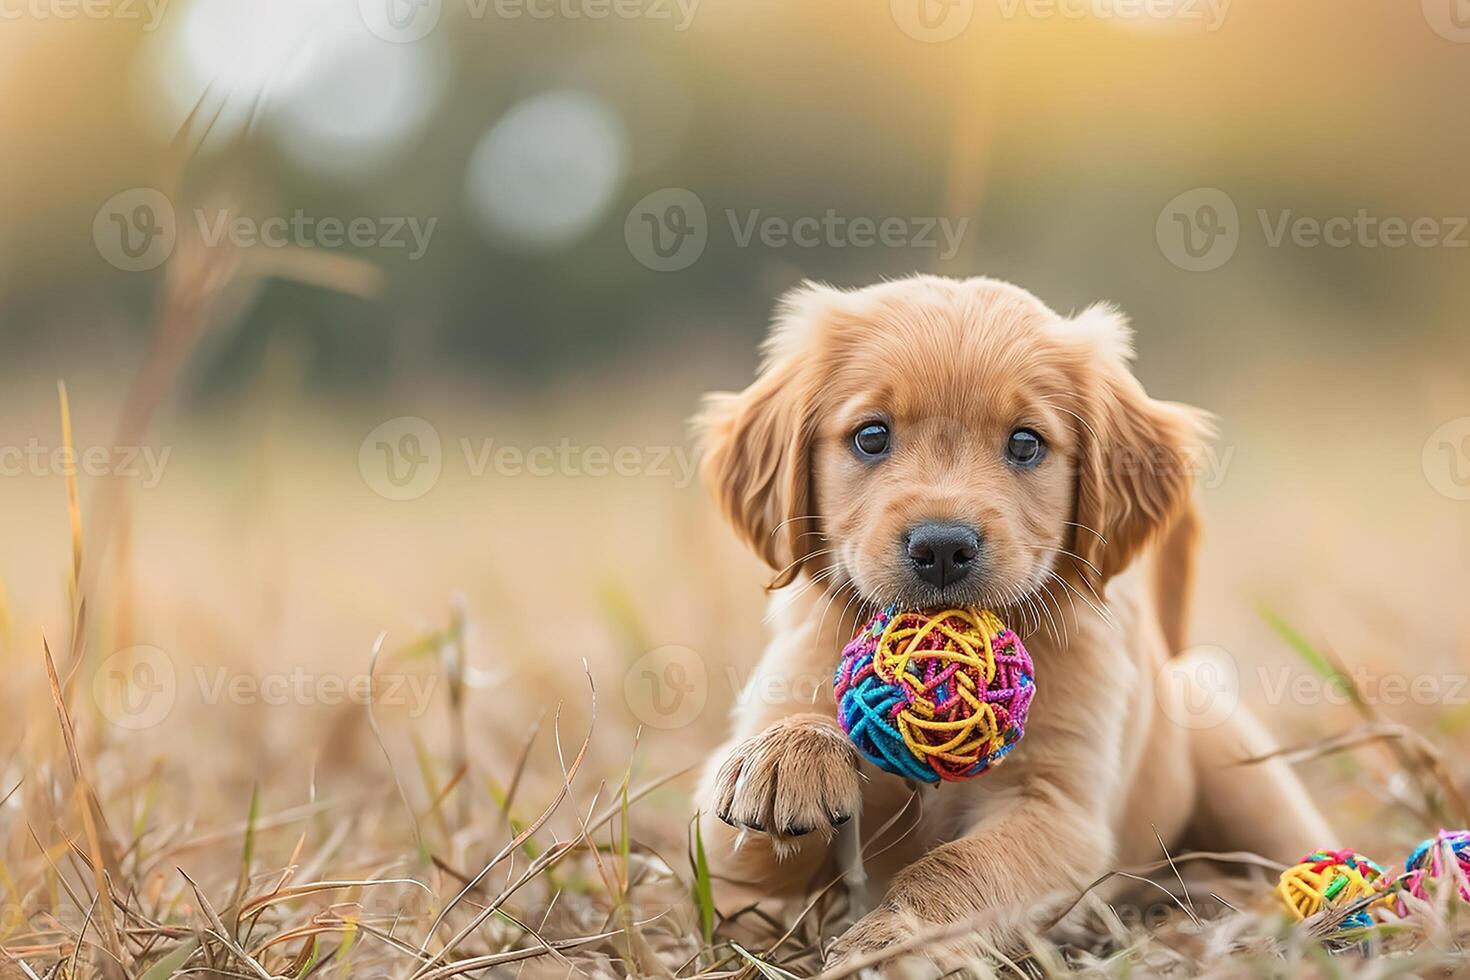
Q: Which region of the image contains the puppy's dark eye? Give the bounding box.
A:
[853,423,891,458]
[1005,429,1045,467]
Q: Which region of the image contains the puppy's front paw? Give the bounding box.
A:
[829,904,997,974]
[712,714,861,840]
[827,904,911,965]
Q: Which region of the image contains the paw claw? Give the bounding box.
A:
[707,715,861,848]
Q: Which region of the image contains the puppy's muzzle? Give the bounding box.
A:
[904,522,981,589]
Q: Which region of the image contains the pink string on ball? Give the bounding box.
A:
[1396,829,1470,913]
[833,604,1034,784]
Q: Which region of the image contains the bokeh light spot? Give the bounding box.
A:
[463,91,629,253]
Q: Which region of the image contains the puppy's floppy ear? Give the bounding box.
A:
[1060,304,1213,583]
[693,283,836,589]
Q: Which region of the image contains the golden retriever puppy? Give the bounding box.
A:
[692,275,1334,963]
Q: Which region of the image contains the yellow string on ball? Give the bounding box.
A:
[1276,849,1386,926]
[833,604,1035,783]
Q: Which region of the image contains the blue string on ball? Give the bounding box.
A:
[833,604,1035,783]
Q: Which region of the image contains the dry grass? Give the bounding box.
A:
[3,233,1469,977]
[2,369,1469,980]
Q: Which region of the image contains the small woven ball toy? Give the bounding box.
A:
[833,604,1034,784]
[1395,829,1470,912]
[1276,849,1387,928]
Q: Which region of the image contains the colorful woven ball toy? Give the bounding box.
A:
[1276,849,1387,928]
[833,605,1034,783]
[1395,829,1470,912]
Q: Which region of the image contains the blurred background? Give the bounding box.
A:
[2,0,1469,972]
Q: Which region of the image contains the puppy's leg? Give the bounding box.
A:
[698,713,864,895]
[696,601,868,900]
[828,793,1115,965]
[828,616,1136,966]
[1187,702,1337,862]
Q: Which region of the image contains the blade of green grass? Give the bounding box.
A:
[692,815,715,948]
[1259,606,1355,702]
[138,939,198,980]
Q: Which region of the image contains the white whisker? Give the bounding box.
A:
[768,514,824,538]
[1063,520,1108,546]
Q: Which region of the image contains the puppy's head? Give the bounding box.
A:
[696,276,1209,616]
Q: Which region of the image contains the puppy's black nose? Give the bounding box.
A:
[905,522,981,588]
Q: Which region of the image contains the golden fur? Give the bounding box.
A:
[693,275,1335,965]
